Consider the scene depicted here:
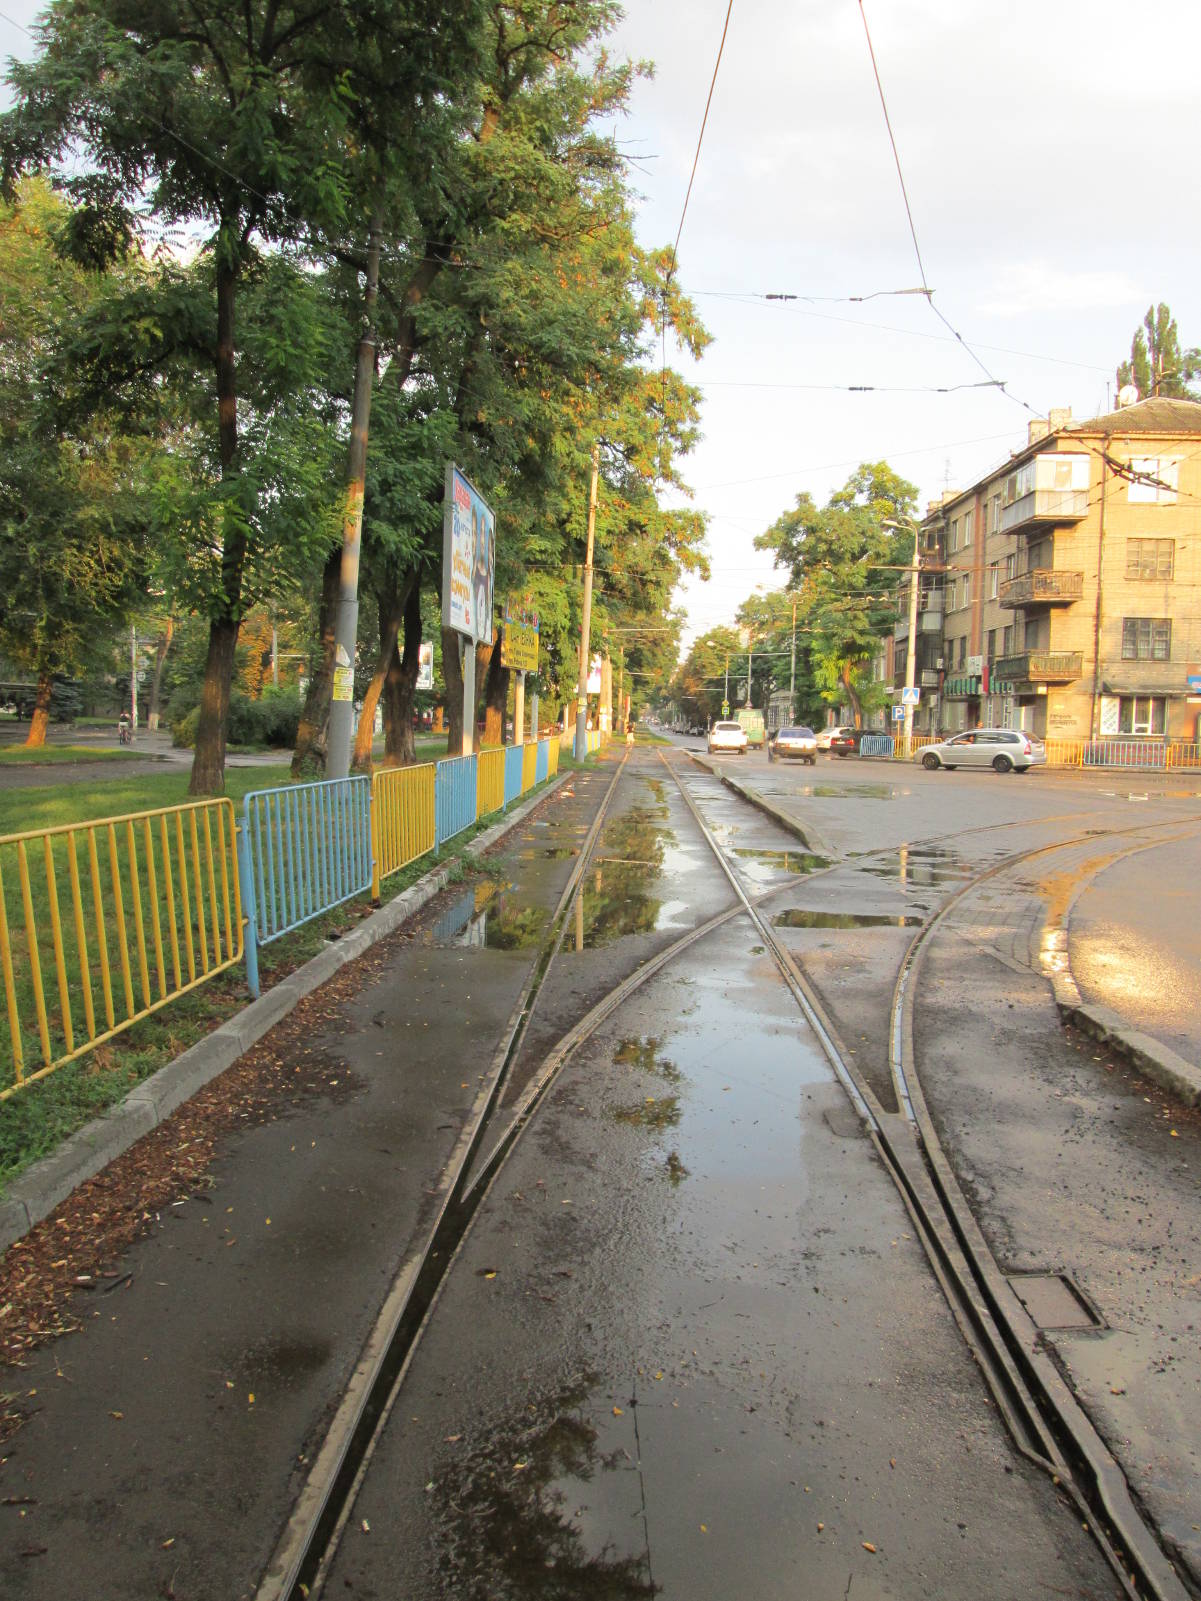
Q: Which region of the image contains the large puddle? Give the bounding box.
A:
[853,844,979,889]
[428,878,549,950]
[571,802,684,947]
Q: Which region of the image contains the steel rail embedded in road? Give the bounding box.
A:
[657,749,1197,1601]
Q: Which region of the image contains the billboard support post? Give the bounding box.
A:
[575,442,600,761]
[442,462,495,756]
[514,671,526,744]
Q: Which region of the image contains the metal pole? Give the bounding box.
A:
[130,626,138,730]
[789,598,797,721]
[745,635,752,708]
[514,671,525,744]
[328,217,382,779]
[903,530,921,742]
[574,442,600,760]
[271,625,279,688]
[461,638,476,756]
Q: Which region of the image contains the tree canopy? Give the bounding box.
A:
[1116,303,1199,400]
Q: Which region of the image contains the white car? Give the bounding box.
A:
[815,724,855,752]
[768,725,818,764]
[917,728,1046,773]
[707,720,748,755]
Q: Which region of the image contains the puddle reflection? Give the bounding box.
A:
[428,880,548,950]
[772,909,923,929]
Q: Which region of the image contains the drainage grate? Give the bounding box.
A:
[1007,1272,1103,1331]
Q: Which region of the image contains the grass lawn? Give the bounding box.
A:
[0,745,146,769]
[0,764,292,839]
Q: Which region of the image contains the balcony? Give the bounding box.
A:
[999,453,1090,533]
[992,650,1083,685]
[998,569,1084,608]
[892,588,943,644]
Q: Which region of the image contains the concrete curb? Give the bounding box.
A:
[689,754,837,861]
[0,773,571,1255]
[1048,966,1201,1110]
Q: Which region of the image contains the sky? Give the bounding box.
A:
[605,0,1201,644]
[4,0,1200,651]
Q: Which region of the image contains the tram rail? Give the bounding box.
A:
[253,746,1198,1601]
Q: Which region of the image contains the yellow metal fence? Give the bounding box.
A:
[0,800,241,1098]
[476,747,506,817]
[370,763,436,899]
[522,742,538,793]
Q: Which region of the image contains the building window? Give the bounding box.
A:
[1004,553,1017,579]
[962,573,971,609]
[1003,626,1013,653]
[1121,617,1171,660]
[988,628,998,658]
[989,562,999,598]
[1118,695,1166,735]
[989,494,1001,533]
[962,509,973,547]
[948,517,959,553]
[1125,538,1174,580]
[1127,457,1178,504]
[956,636,967,668]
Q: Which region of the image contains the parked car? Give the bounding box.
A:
[768,725,818,764]
[817,724,857,753]
[707,720,748,755]
[828,727,862,758]
[917,728,1046,773]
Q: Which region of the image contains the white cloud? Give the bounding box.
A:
[979,265,1146,319]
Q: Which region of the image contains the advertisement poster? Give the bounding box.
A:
[417,642,434,691]
[586,653,603,695]
[441,464,495,645]
[501,596,540,673]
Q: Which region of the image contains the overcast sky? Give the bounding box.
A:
[608,0,1201,642]
[5,1,1199,648]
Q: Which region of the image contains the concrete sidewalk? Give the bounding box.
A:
[0,763,613,1601]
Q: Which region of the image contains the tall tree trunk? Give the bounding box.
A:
[483,627,507,746]
[190,260,243,796]
[351,573,410,773]
[291,546,341,779]
[382,575,423,765]
[24,670,52,748]
[840,663,863,727]
[441,624,464,755]
[146,615,174,731]
[474,638,494,743]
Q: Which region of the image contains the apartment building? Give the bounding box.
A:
[900,397,1201,741]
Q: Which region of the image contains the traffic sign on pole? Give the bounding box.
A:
[901,686,921,707]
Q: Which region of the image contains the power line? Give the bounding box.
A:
[855,0,1041,419]
[669,0,735,277]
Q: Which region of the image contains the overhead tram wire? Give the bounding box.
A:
[658,0,736,483]
[854,0,1042,419]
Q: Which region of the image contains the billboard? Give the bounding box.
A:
[417,641,434,691]
[441,464,495,645]
[501,596,540,673]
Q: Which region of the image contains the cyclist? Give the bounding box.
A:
[118,710,132,745]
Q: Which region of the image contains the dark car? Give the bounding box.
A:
[828,727,862,757]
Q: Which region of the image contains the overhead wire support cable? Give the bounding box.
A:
[854,0,1042,418]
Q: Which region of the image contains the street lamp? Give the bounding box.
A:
[883,518,922,744]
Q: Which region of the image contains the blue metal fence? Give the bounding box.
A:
[859,734,895,758]
[435,754,478,848]
[535,740,549,784]
[239,777,373,997]
[1082,739,1167,769]
[503,744,524,807]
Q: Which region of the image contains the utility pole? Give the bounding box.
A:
[902,529,921,743]
[574,442,600,760]
[789,597,797,721]
[745,631,753,708]
[328,216,382,780]
[130,625,138,731]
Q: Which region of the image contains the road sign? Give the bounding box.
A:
[901,686,921,707]
[721,700,730,718]
[892,703,904,721]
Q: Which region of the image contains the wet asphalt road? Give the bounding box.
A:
[322,754,1124,1599]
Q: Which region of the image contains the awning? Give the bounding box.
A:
[1101,682,1192,698]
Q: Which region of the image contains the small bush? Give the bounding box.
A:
[170,687,301,750]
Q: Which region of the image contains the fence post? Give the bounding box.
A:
[236,816,261,999]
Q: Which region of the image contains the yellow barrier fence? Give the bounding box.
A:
[371,763,436,899]
[547,739,560,778]
[476,747,506,817]
[0,800,241,1099]
[522,742,538,793]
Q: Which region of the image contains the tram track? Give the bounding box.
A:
[255,747,1197,1601]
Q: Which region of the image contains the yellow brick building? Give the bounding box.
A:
[920,397,1201,742]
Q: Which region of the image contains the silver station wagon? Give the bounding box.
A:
[917,728,1046,773]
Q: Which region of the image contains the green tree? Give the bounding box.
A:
[1116,303,1200,400]
[755,463,917,725]
[0,180,152,745]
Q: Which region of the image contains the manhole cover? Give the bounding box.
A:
[1008,1273,1102,1331]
